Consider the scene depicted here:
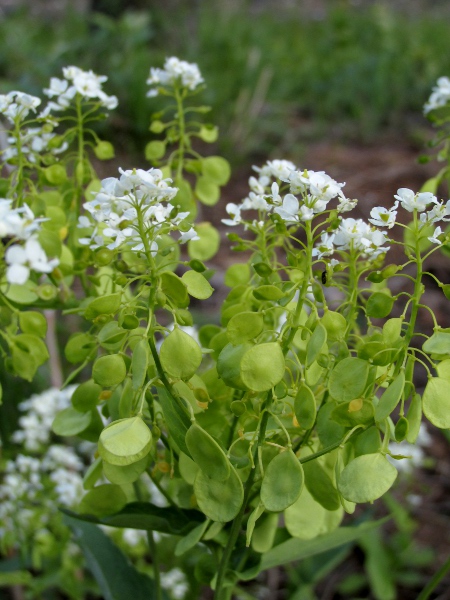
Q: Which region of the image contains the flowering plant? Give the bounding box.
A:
[1,61,450,600]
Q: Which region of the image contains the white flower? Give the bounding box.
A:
[428,226,443,245]
[368,202,398,229]
[254,159,297,182]
[337,197,358,213]
[222,203,242,226]
[424,76,450,114]
[273,194,300,223]
[394,188,436,213]
[5,238,59,284]
[312,232,336,258]
[147,57,203,96]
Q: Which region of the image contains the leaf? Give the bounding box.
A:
[52,406,92,437]
[157,387,192,457]
[338,454,397,503]
[186,423,231,481]
[422,377,450,428]
[175,520,210,557]
[195,176,220,205]
[181,270,214,299]
[255,518,390,573]
[63,514,161,600]
[98,417,152,466]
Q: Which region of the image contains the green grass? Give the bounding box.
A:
[0,2,449,159]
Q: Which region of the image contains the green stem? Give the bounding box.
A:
[12,118,25,206]
[174,86,186,181]
[417,555,450,600]
[214,399,272,600]
[147,531,163,600]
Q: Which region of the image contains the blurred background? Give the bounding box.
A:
[0,1,449,598]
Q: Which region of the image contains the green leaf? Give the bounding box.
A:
[79,484,127,517]
[63,514,160,600]
[157,387,192,457]
[194,465,244,522]
[195,176,220,205]
[98,417,152,466]
[181,270,214,299]
[93,355,127,387]
[261,449,304,512]
[202,156,231,185]
[188,222,220,261]
[374,371,405,422]
[338,454,397,503]
[186,423,231,481]
[422,377,450,428]
[226,312,264,344]
[329,358,370,402]
[240,342,285,392]
[257,518,390,573]
[160,327,203,380]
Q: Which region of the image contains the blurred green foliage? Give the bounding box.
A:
[0,2,449,160]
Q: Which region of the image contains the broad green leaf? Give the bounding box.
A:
[188,223,220,261]
[294,383,316,430]
[374,371,405,422]
[98,417,152,466]
[261,449,304,512]
[186,423,231,481]
[240,342,285,392]
[329,358,370,403]
[181,270,214,299]
[226,312,264,344]
[93,355,127,387]
[257,518,389,573]
[422,377,450,428]
[52,407,92,437]
[63,514,160,600]
[160,327,203,380]
[338,454,397,503]
[194,465,243,522]
[175,520,210,557]
[79,484,127,517]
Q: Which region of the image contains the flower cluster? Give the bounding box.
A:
[79,167,198,251]
[423,76,450,114]
[0,91,41,124]
[0,200,59,285]
[43,66,118,112]
[2,125,68,164]
[146,57,204,97]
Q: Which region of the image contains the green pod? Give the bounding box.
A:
[194,465,243,522]
[217,342,252,390]
[98,416,152,466]
[374,371,405,422]
[92,354,127,387]
[185,423,231,481]
[395,416,409,442]
[306,323,327,367]
[160,327,203,380]
[338,453,397,504]
[103,454,149,485]
[251,512,279,554]
[303,460,341,511]
[294,383,316,430]
[261,449,304,512]
[406,393,422,443]
[321,310,346,342]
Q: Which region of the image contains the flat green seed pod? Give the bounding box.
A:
[83,456,103,490]
[98,417,152,466]
[92,354,127,387]
[72,379,101,413]
[338,453,397,503]
[240,342,285,392]
[423,331,450,355]
[226,312,264,345]
[251,512,279,554]
[217,342,252,390]
[78,484,127,517]
[423,377,450,429]
[374,372,405,422]
[329,357,369,403]
[321,310,346,342]
[52,407,92,437]
[406,393,422,443]
[181,270,214,300]
[131,339,150,391]
[160,328,203,380]
[303,460,341,511]
[366,292,394,318]
[294,383,316,430]
[306,323,327,367]
[194,465,243,522]
[285,486,344,540]
[185,423,231,481]
[261,449,304,512]
[103,454,149,485]
[179,451,199,485]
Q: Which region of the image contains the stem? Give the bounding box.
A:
[174,86,186,181]
[147,531,162,600]
[44,310,63,388]
[417,555,450,600]
[214,400,272,600]
[12,118,25,206]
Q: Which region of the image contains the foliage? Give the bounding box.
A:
[1,55,450,600]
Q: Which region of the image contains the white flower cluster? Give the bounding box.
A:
[2,126,68,164]
[424,76,450,114]
[79,167,198,251]
[12,386,75,451]
[222,160,352,228]
[43,66,118,112]
[313,217,390,260]
[0,199,60,285]
[160,568,189,600]
[147,57,204,97]
[0,91,41,124]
